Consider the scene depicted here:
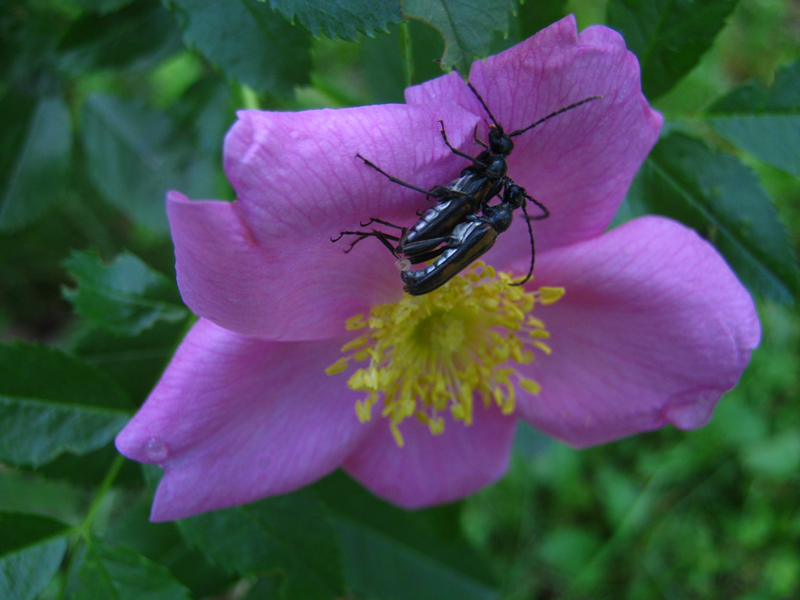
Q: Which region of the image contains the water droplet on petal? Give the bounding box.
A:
[145,437,169,462]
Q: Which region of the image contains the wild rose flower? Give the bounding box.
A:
[115,16,760,521]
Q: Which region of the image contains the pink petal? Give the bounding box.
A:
[406,15,662,267]
[225,104,479,239]
[344,406,516,508]
[115,319,370,521]
[169,192,397,340]
[171,104,481,339]
[512,216,760,447]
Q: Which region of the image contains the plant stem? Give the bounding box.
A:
[56,454,126,600]
[399,21,414,88]
[81,454,125,536]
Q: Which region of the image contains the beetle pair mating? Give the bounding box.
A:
[333,79,601,295]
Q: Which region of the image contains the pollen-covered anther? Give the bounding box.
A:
[327,262,563,446]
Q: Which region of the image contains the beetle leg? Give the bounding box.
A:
[402,236,451,263]
[438,120,489,168]
[333,229,401,256]
[406,245,448,265]
[473,124,488,149]
[371,230,403,257]
[359,217,406,231]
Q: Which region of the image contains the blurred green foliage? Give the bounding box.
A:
[0,0,798,598]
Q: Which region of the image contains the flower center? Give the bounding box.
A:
[325,262,563,446]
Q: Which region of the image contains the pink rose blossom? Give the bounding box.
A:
[115,16,760,521]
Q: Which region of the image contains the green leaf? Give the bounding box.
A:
[58,0,181,74]
[106,500,235,598]
[34,443,145,488]
[743,430,800,480]
[0,468,86,519]
[67,0,136,13]
[79,95,174,232]
[171,76,235,160]
[518,0,568,39]
[537,527,602,579]
[80,94,217,232]
[627,132,800,303]
[63,250,187,336]
[706,59,800,175]
[606,0,739,100]
[69,538,191,600]
[0,343,131,467]
[164,0,312,96]
[400,0,517,74]
[0,92,71,231]
[179,491,345,599]
[244,576,283,600]
[0,209,94,340]
[73,319,190,405]
[0,511,70,600]
[268,0,402,40]
[315,472,500,600]
[0,4,62,93]
[360,20,445,103]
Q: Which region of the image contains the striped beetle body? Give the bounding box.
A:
[332,79,601,294]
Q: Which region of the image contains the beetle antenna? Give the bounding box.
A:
[511,200,536,287]
[509,96,602,137]
[465,80,502,130]
[523,192,549,220]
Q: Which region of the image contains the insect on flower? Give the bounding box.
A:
[111,17,761,523]
[333,79,602,294]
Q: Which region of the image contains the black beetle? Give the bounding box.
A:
[333,78,601,292]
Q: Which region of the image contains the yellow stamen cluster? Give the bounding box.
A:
[325,262,564,446]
